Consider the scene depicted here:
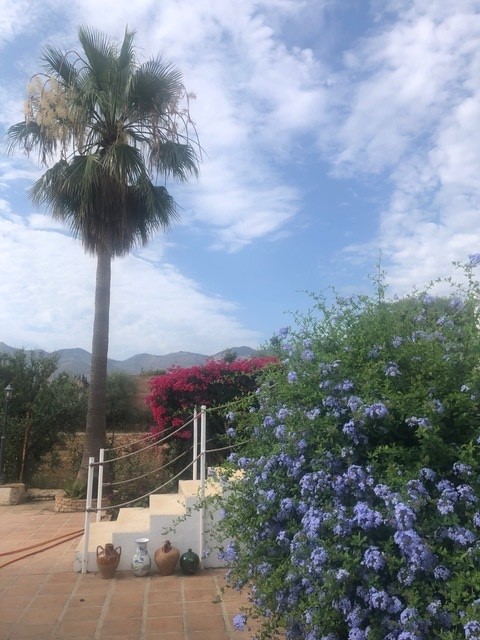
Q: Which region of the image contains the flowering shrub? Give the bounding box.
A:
[216,261,480,640]
[147,357,276,438]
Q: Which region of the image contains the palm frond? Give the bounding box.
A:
[77,26,114,93]
[101,143,147,184]
[150,139,199,181]
[3,120,57,164]
[125,181,178,247]
[118,27,136,71]
[129,58,183,114]
[41,45,79,88]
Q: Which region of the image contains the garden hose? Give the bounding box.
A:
[0,528,84,569]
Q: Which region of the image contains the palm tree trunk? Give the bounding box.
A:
[77,248,111,485]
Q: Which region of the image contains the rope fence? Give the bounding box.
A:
[81,402,252,573]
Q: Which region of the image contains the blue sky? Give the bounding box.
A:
[1,1,480,360]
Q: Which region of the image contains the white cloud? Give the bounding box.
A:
[0,213,261,359]
[0,0,329,253]
[331,2,480,292]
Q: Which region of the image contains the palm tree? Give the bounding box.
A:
[5,26,199,483]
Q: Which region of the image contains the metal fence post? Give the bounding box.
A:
[199,405,207,565]
[96,449,104,522]
[193,407,198,480]
[82,456,95,574]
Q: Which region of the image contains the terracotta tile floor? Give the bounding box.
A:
[0,502,257,639]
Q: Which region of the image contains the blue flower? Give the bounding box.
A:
[353,502,383,529]
[288,371,298,383]
[263,415,276,427]
[342,419,366,445]
[364,403,388,419]
[309,546,328,574]
[394,502,416,530]
[226,427,236,437]
[433,565,450,580]
[445,526,476,546]
[400,607,419,625]
[337,379,354,391]
[219,541,238,563]
[468,254,480,267]
[365,587,390,610]
[453,462,473,477]
[347,396,363,411]
[406,416,431,429]
[385,362,401,377]
[277,407,291,420]
[394,530,434,571]
[232,613,247,631]
[296,438,308,452]
[362,546,385,571]
[464,620,480,639]
[274,424,285,439]
[450,297,464,309]
[302,349,314,361]
[420,467,436,481]
[349,629,368,640]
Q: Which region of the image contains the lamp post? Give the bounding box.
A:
[0,384,14,485]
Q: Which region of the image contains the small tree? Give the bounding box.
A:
[0,351,87,482]
[106,371,149,430]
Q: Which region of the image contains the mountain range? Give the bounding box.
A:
[0,342,258,377]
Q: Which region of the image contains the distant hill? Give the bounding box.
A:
[0,342,259,377]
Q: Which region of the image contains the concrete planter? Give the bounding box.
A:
[0,483,27,505]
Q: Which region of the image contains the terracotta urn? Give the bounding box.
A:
[154,540,180,575]
[96,543,121,579]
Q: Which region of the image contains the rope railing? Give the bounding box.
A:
[97,452,202,511]
[92,416,196,466]
[104,429,158,453]
[106,443,194,488]
[104,414,197,454]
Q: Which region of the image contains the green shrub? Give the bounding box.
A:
[215,259,480,640]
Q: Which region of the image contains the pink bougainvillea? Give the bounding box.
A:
[147,357,277,439]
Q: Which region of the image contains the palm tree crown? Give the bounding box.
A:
[6,25,199,256]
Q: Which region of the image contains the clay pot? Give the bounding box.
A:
[179,548,200,575]
[155,540,180,575]
[96,543,121,578]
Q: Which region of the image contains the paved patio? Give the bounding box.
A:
[0,501,256,639]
